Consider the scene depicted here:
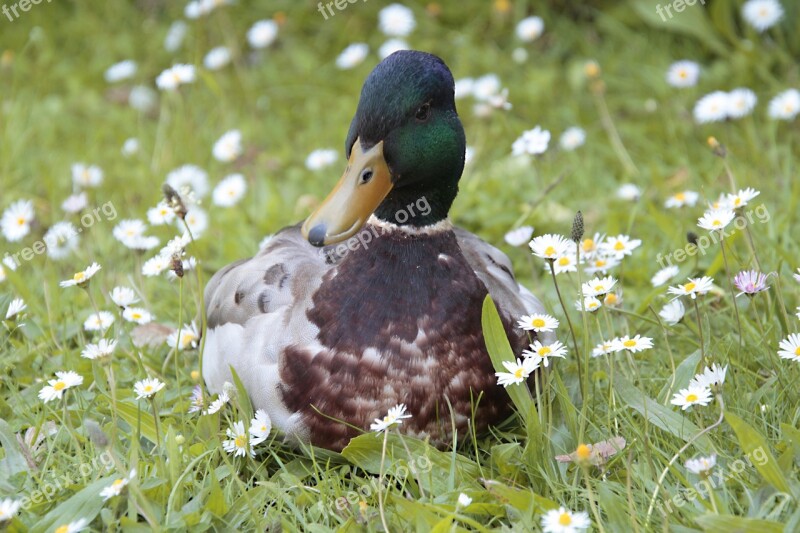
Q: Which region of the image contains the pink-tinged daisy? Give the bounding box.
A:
[777,333,800,362]
[689,364,728,389]
[39,371,84,403]
[134,377,165,399]
[664,190,699,208]
[685,454,716,475]
[541,506,591,532]
[370,403,412,432]
[188,385,204,413]
[600,234,641,259]
[733,270,769,296]
[59,263,101,288]
[517,313,559,332]
[581,275,617,297]
[222,420,253,458]
[697,209,735,231]
[495,358,540,387]
[670,386,713,410]
[249,409,272,445]
[667,276,714,299]
[612,335,654,353]
[522,340,567,367]
[529,234,570,261]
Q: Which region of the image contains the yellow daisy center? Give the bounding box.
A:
[73,272,86,282]
[559,513,572,526]
[675,192,686,201]
[144,385,153,392]
[684,282,696,292]
[132,312,142,320]
[558,257,570,266]
[544,246,556,256]
[234,435,246,448]
[53,381,66,391]
[531,318,546,328]
[795,347,800,356]
[112,478,125,487]
[734,198,742,206]
[576,444,591,460]
[594,285,604,292]
[55,526,69,533]
[711,219,721,226]
[17,216,26,226]
[538,346,552,357]
[686,393,698,402]
[678,71,687,79]
[582,239,594,252]
[613,241,625,251]
[514,368,524,378]
[596,259,606,267]
[605,294,618,305]
[623,340,636,348]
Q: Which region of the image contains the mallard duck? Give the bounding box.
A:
[202,50,548,451]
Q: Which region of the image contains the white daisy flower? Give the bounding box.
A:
[223,421,253,458]
[84,311,115,332]
[666,60,700,88]
[603,291,622,307]
[129,85,157,112]
[741,0,784,32]
[559,127,585,151]
[104,60,137,83]
[689,364,728,389]
[121,137,140,157]
[59,262,101,288]
[164,20,188,52]
[600,234,641,259]
[147,202,177,225]
[166,164,209,198]
[1,199,35,242]
[517,313,559,332]
[472,74,501,101]
[181,208,208,237]
[5,298,26,320]
[110,286,138,308]
[156,64,196,91]
[454,78,474,100]
[336,43,369,70]
[212,174,247,207]
[504,226,534,247]
[204,391,230,415]
[547,248,580,275]
[541,506,591,533]
[249,409,272,445]
[134,377,165,400]
[370,403,412,432]
[515,16,544,42]
[457,493,472,508]
[529,234,569,260]
[575,296,602,313]
[616,183,642,201]
[777,333,800,362]
[727,187,760,209]
[464,146,475,166]
[767,88,800,120]
[203,46,232,70]
[495,358,538,387]
[584,254,620,275]
[160,233,191,258]
[81,338,117,360]
[612,335,654,353]
[43,221,79,259]
[50,518,88,533]
[247,19,279,49]
[670,386,713,410]
[212,129,243,163]
[113,219,148,245]
[581,276,617,297]
[651,265,680,287]
[305,148,338,171]
[99,469,136,500]
[685,454,717,475]
[592,340,615,358]
[694,91,729,123]
[378,38,409,59]
[167,321,200,350]
[39,371,83,402]
[522,340,567,367]
[726,88,757,119]
[658,299,685,326]
[122,307,153,325]
[512,125,550,156]
[142,254,171,277]
[0,256,17,283]
[697,209,735,231]
[0,498,22,522]
[61,192,88,213]
[378,4,416,37]
[664,190,699,208]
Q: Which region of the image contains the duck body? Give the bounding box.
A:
[202,50,548,451]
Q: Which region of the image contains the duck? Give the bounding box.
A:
[202,50,549,452]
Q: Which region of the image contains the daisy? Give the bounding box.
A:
[59,262,101,288]
[71,163,104,187]
[668,276,715,299]
[741,0,784,32]
[727,187,760,209]
[110,286,138,308]
[581,276,617,297]
[558,127,585,151]
[51,518,88,533]
[1,199,35,242]
[81,338,117,360]
[160,233,191,257]
[504,226,534,247]
[664,190,699,208]
[122,307,152,325]
[167,321,200,350]
[0,498,21,522]
[188,386,204,413]
[651,265,680,287]
[689,364,728,389]
[212,129,243,162]
[378,4,415,37]
[697,209,735,231]
[685,454,717,475]
[612,335,654,353]
[212,174,247,207]
[156,64,196,91]
[147,202,177,225]
[99,469,136,500]
[670,386,713,410]
[249,409,272,445]
[61,192,88,213]
[523,340,567,367]
[464,146,475,165]
[204,391,230,415]
[777,333,800,362]
[457,493,472,508]
[223,421,253,458]
[515,16,544,42]
[134,377,165,400]
[472,74,501,101]
[164,20,188,52]
[592,340,615,358]
[768,89,800,121]
[166,164,209,198]
[182,208,208,237]
[575,296,602,313]
[454,78,474,100]
[113,219,148,245]
[603,291,622,307]
[39,371,83,402]
[529,234,569,261]
[5,298,26,320]
[305,148,338,171]
[659,299,685,326]
[616,183,641,201]
[694,91,730,123]
[726,88,757,118]
[511,126,550,156]
[84,311,115,332]
[547,250,579,275]
[794,268,800,283]
[142,254,171,277]
[336,43,369,70]
[121,137,139,157]
[495,358,539,387]
[541,507,591,533]
[0,256,16,283]
[666,60,700,88]
[378,38,409,59]
[104,60,137,83]
[370,403,412,432]
[584,254,620,275]
[517,313,559,332]
[733,270,769,296]
[203,46,231,70]
[247,19,279,49]
[601,234,641,259]
[579,233,604,259]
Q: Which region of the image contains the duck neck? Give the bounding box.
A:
[372,182,456,227]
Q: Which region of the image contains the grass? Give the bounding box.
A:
[1,0,799,531]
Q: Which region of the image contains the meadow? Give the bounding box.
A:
[1,0,799,531]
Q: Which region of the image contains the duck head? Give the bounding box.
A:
[302,50,466,247]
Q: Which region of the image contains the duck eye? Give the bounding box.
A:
[415,103,431,122]
[359,168,374,184]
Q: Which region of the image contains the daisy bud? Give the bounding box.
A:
[687,232,699,246]
[84,419,109,448]
[190,370,200,381]
[162,184,188,220]
[707,136,726,158]
[571,211,584,243]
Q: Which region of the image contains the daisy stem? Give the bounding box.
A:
[581,464,607,533]
[574,245,592,441]
[377,429,390,533]
[721,159,737,193]
[149,397,161,448]
[648,306,677,404]
[719,236,744,347]
[104,360,118,434]
[548,262,582,398]
[693,298,706,366]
